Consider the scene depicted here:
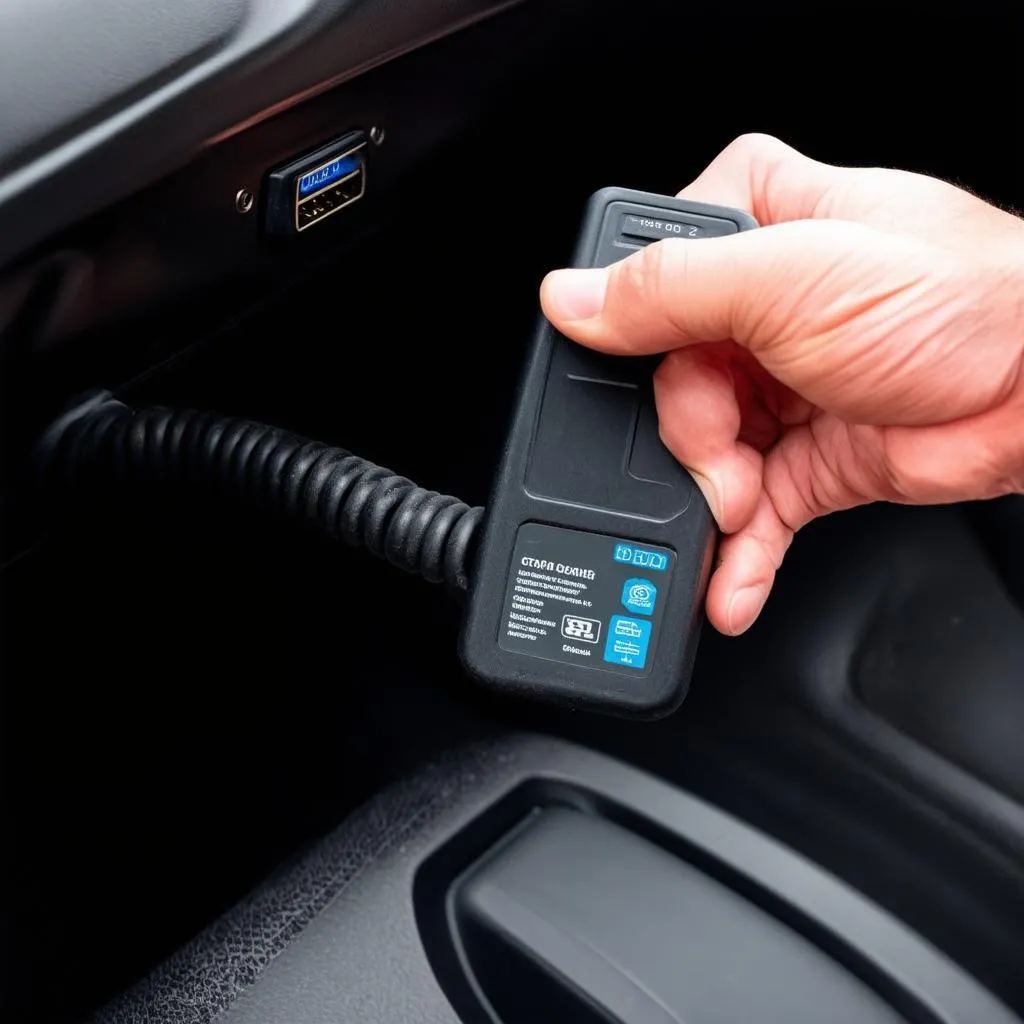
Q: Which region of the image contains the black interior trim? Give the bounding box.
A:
[99,736,1019,1023]
[0,0,522,272]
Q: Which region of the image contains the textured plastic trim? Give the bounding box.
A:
[96,735,1015,1023]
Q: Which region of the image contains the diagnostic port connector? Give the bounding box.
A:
[263,130,366,235]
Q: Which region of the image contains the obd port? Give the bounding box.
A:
[263,131,367,236]
[295,160,364,231]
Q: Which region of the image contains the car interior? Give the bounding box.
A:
[1,1,1023,1021]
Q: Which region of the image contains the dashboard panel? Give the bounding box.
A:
[0,0,521,272]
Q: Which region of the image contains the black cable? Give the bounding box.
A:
[36,391,484,589]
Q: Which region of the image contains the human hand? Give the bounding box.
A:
[540,134,1024,636]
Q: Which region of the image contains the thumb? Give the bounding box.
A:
[540,219,900,358]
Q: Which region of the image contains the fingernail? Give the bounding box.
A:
[726,584,767,636]
[544,268,608,321]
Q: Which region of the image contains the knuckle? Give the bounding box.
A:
[725,132,788,163]
[620,240,665,297]
[610,242,679,324]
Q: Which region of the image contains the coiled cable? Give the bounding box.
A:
[36,391,484,589]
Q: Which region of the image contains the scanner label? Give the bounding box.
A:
[499,523,674,676]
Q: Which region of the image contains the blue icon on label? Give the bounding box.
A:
[612,543,668,572]
[603,616,653,669]
[622,578,657,616]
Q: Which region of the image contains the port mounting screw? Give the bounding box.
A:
[370,126,386,146]
[235,188,255,214]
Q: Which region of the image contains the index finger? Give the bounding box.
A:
[676,133,847,225]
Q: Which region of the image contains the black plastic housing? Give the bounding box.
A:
[460,188,758,717]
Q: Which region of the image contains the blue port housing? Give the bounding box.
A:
[297,153,362,197]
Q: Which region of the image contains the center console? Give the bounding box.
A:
[97,735,1020,1024]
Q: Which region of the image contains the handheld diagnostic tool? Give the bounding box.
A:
[461,188,758,717]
